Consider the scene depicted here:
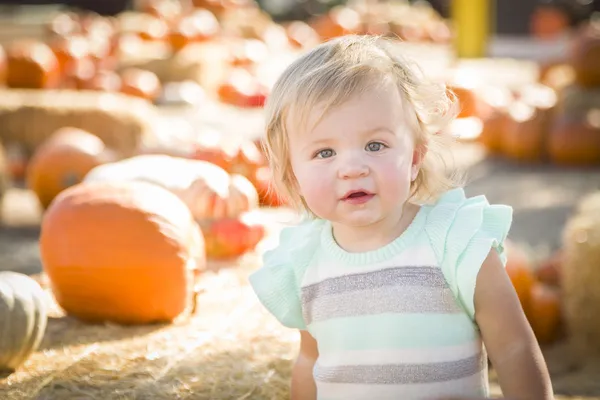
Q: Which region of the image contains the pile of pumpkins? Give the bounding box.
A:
[0,122,287,372]
[451,18,600,166]
[0,0,452,108]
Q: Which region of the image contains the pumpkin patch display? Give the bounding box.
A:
[40,180,204,325]
[0,272,48,372]
[26,128,116,210]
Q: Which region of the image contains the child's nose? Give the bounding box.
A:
[337,155,369,179]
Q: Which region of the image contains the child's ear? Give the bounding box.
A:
[411,140,428,181]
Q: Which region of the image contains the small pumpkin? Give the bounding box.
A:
[0,272,48,372]
[202,210,266,260]
[120,68,162,102]
[528,282,562,345]
[6,40,61,89]
[49,34,91,80]
[477,86,514,154]
[26,127,116,209]
[40,180,204,325]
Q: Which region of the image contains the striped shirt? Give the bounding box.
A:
[250,188,512,399]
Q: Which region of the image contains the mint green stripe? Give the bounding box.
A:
[309,314,478,352]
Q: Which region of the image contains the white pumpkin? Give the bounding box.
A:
[0,272,48,372]
[83,155,258,221]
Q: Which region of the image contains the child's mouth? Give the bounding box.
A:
[343,191,374,205]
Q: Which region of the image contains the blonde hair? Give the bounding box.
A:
[263,35,463,214]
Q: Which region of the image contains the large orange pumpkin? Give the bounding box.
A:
[26,128,115,209]
[40,180,204,324]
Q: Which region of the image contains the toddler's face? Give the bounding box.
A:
[287,83,421,228]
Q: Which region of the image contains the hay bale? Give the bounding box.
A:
[562,191,600,360]
[0,89,159,157]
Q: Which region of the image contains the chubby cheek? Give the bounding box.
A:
[375,156,413,202]
[293,163,336,215]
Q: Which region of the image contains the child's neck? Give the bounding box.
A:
[330,203,420,253]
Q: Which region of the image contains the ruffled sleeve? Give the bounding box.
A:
[249,219,325,330]
[424,188,513,320]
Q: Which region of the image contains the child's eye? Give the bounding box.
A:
[315,149,335,159]
[366,142,386,152]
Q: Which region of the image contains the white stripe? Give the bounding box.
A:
[316,372,488,400]
[303,245,439,286]
[317,340,483,367]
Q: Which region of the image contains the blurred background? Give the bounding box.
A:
[0,1,599,399]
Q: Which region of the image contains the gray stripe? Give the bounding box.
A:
[314,353,485,385]
[301,266,447,304]
[303,284,461,324]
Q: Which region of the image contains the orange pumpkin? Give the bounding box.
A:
[536,250,562,287]
[570,21,600,88]
[448,85,488,119]
[202,211,265,260]
[311,6,362,41]
[120,68,161,102]
[501,97,555,163]
[26,128,115,209]
[49,34,91,80]
[253,166,288,207]
[477,86,514,153]
[83,69,122,92]
[547,113,600,166]
[168,9,220,52]
[47,12,81,38]
[6,40,61,89]
[285,21,321,49]
[505,239,536,314]
[528,282,562,345]
[142,0,184,23]
[217,68,268,108]
[40,180,204,324]
[530,5,570,40]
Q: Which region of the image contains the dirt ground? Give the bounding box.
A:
[1,143,599,399]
